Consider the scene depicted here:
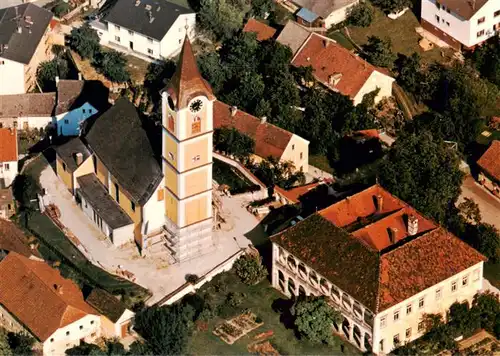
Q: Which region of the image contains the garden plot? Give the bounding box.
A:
[213,312,263,345]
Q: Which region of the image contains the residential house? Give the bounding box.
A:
[279,26,394,105]
[0,79,109,134]
[92,0,196,60]
[270,184,486,354]
[280,0,359,28]
[0,252,101,355]
[477,140,500,197]
[85,288,135,338]
[0,4,53,95]
[0,128,18,187]
[0,219,39,257]
[420,0,500,50]
[242,19,277,41]
[213,102,310,172]
[0,188,14,219]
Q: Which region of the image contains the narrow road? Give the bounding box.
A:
[458,176,500,230]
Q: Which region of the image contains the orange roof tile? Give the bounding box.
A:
[0,252,98,341]
[354,129,380,139]
[278,182,323,203]
[271,185,486,312]
[166,35,215,110]
[243,19,277,41]
[292,33,380,99]
[477,140,500,182]
[0,128,17,162]
[213,101,293,159]
[0,219,39,258]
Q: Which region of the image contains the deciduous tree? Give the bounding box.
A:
[68,23,101,60]
[93,50,130,83]
[457,197,482,225]
[362,36,395,68]
[347,1,374,27]
[372,0,412,14]
[36,58,69,92]
[214,127,255,158]
[234,255,267,285]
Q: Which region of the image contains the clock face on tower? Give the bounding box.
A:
[189,99,203,113]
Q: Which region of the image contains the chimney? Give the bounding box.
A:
[407,215,418,236]
[388,227,398,244]
[53,284,63,294]
[75,152,83,166]
[375,194,383,213]
[230,106,238,117]
[260,116,267,124]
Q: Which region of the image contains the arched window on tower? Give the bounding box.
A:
[192,116,201,134]
[168,115,175,132]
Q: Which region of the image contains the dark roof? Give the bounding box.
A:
[76,174,134,229]
[0,93,56,118]
[55,137,92,173]
[56,80,110,115]
[85,288,127,323]
[166,35,215,110]
[0,219,39,258]
[271,185,486,313]
[0,3,53,64]
[84,99,162,205]
[103,0,193,41]
[437,0,488,20]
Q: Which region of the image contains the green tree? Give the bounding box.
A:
[233,254,267,285]
[52,1,70,17]
[197,0,250,41]
[473,223,500,262]
[250,0,274,18]
[378,131,464,222]
[93,50,130,83]
[133,304,195,355]
[144,60,176,97]
[0,329,12,356]
[347,1,374,27]
[6,332,35,355]
[197,52,227,94]
[36,57,69,92]
[293,297,342,345]
[362,36,396,68]
[470,38,500,87]
[68,23,101,60]
[214,127,255,158]
[471,292,500,337]
[457,197,482,225]
[222,71,266,113]
[372,0,412,13]
[395,52,422,93]
[250,156,306,189]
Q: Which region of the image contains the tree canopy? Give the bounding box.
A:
[214,127,255,159]
[36,57,69,92]
[372,0,412,14]
[93,50,130,83]
[248,156,306,189]
[362,36,395,68]
[197,0,249,41]
[68,23,101,60]
[347,1,374,27]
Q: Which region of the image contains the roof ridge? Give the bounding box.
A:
[351,207,404,233]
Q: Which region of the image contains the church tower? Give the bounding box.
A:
[161,36,215,262]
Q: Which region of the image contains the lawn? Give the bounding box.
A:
[347,7,454,65]
[213,159,254,193]
[187,271,358,355]
[20,155,150,306]
[484,262,500,289]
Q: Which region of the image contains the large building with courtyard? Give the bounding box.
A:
[270,184,486,354]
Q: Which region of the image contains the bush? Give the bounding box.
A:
[93,50,130,83]
[68,23,101,60]
[230,184,262,195]
[226,292,244,307]
[52,1,70,17]
[347,1,374,27]
[234,255,267,285]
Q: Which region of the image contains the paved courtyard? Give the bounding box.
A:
[458,176,500,230]
[39,165,267,304]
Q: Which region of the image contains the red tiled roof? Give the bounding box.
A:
[243,19,277,41]
[0,128,17,162]
[277,181,323,204]
[0,219,39,258]
[0,252,98,341]
[271,185,486,312]
[213,101,293,159]
[292,33,377,99]
[354,129,380,139]
[166,36,215,110]
[477,140,500,182]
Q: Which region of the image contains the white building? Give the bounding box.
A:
[0,128,18,188]
[270,185,486,354]
[286,0,359,28]
[91,0,196,61]
[0,3,53,95]
[421,0,500,50]
[0,252,101,355]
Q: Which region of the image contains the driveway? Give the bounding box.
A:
[458,176,500,230]
[39,165,267,304]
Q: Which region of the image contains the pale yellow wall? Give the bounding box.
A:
[184,169,208,197]
[184,195,208,226]
[95,156,109,188]
[280,134,309,173]
[165,192,179,226]
[165,165,179,196]
[99,315,116,338]
[183,137,209,171]
[165,134,178,170]
[184,105,208,138]
[73,156,95,181]
[56,156,74,192]
[25,28,52,92]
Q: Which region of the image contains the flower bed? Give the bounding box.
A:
[213,312,264,345]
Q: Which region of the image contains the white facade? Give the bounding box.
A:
[101,13,196,60]
[421,0,500,48]
[0,58,24,95]
[353,70,395,106]
[324,1,360,28]
[0,160,17,187]
[280,134,310,173]
[141,180,167,236]
[271,243,485,354]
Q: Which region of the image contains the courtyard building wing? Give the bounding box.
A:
[0,93,56,118]
[55,137,92,173]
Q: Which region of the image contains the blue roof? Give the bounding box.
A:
[297,7,319,23]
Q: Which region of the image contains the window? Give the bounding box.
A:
[462,275,469,287]
[148,48,153,55]
[62,162,66,172]
[131,201,135,212]
[168,114,175,131]
[4,163,9,171]
[93,155,97,174]
[393,334,400,347]
[90,321,94,325]
[115,25,121,30]
[13,121,17,128]
[0,60,4,65]
[115,36,121,42]
[446,21,450,26]
[418,297,425,309]
[380,315,387,328]
[157,189,164,201]
[418,321,425,332]
[379,339,384,352]
[50,338,54,343]
[393,310,400,321]
[148,37,153,43]
[406,304,412,315]
[64,119,69,124]
[436,288,442,300]
[495,10,500,17]
[474,269,480,281]
[79,325,83,330]
[477,30,485,37]
[300,152,303,160]
[82,109,86,114]
[292,144,295,150]
[435,15,440,22]
[128,30,133,35]
[114,182,119,203]
[192,116,201,134]
[66,331,70,336]
[451,280,457,292]
[179,39,182,44]
[406,328,412,338]
[168,152,174,160]
[478,17,485,24]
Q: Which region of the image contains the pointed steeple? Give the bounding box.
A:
[167,35,215,109]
